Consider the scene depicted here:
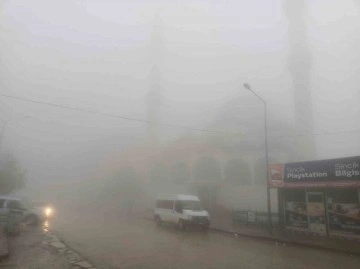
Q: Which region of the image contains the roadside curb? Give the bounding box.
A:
[146,215,360,256]
[210,227,360,257]
[43,231,96,269]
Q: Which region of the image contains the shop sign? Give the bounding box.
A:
[269,156,360,187]
[284,156,360,183]
[268,164,285,187]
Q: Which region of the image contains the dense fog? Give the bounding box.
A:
[0,0,360,213]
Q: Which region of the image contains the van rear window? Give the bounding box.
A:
[156,200,173,209]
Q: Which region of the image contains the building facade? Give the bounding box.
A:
[270,156,360,240]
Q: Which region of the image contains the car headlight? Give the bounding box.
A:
[44,207,53,217]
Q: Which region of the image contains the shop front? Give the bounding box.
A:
[269,156,360,239]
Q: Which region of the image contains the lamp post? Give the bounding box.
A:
[243,83,272,234]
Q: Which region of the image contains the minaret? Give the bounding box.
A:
[284,0,317,161]
[145,14,164,144]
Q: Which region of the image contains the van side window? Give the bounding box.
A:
[165,200,174,210]
[174,200,182,212]
[156,200,164,208]
[156,200,174,209]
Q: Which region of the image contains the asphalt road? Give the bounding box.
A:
[51,212,360,269]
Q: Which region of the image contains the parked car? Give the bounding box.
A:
[0,196,54,233]
[154,194,210,231]
[22,200,54,226]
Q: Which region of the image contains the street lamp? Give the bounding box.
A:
[243,83,272,234]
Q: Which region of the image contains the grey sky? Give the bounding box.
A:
[1,0,360,184]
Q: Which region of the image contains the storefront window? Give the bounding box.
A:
[327,189,360,237]
[284,189,308,229]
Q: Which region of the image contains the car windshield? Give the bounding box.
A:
[181,200,204,211]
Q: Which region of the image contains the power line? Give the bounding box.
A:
[2,92,360,139]
[0,92,242,135]
[269,129,360,139]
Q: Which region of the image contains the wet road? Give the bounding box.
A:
[51,212,360,269]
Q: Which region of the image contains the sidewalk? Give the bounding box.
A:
[210,214,360,256]
[0,225,96,269]
[0,229,9,259]
[144,207,360,255]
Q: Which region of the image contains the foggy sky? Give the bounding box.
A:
[1,0,360,185]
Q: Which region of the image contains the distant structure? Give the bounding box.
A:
[284,0,317,161]
[145,14,164,144]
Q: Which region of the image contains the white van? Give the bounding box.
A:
[154,194,210,231]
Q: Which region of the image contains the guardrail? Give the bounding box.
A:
[232,210,279,227]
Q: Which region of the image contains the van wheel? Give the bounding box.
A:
[178,219,186,231]
[155,215,162,226]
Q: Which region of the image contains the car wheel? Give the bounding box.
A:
[155,215,162,226]
[178,219,186,231]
